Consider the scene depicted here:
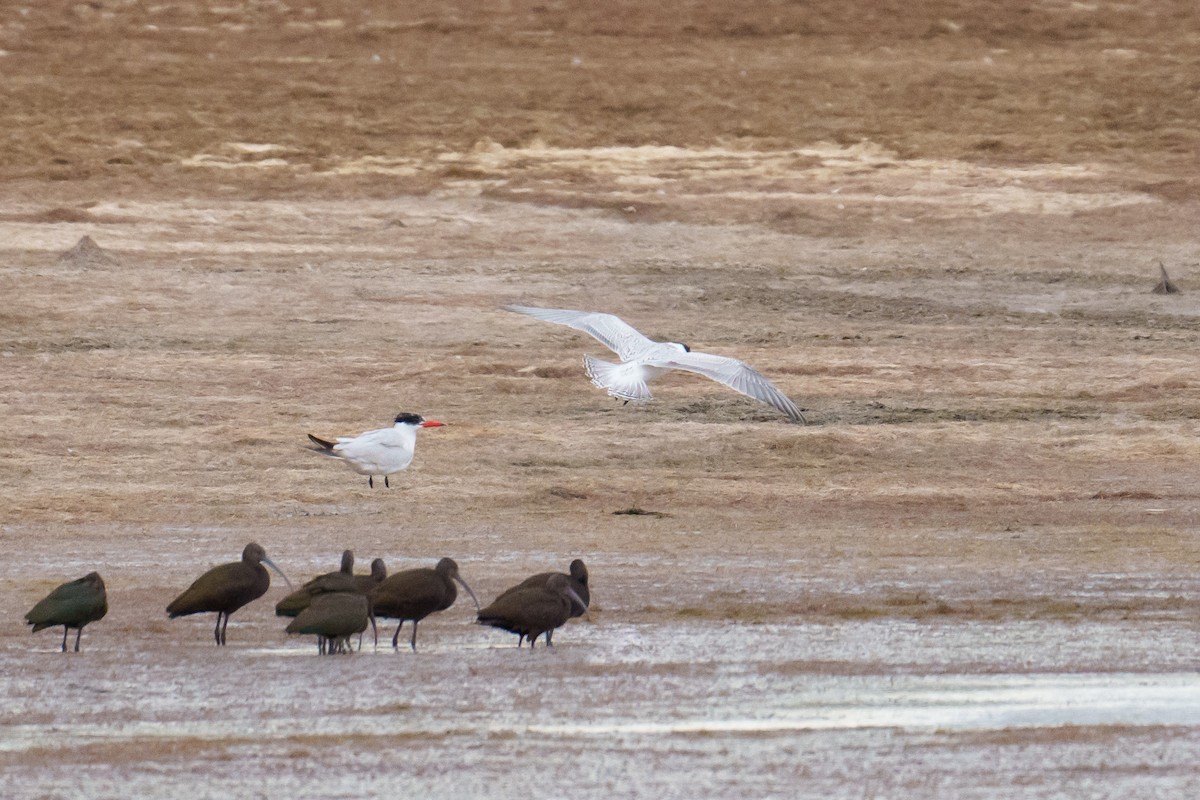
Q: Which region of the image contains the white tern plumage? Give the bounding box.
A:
[308,413,445,487]
[504,305,806,423]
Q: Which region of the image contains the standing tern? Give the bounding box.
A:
[308,413,445,488]
[503,305,806,423]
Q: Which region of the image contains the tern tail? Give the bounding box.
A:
[307,433,336,450]
[583,355,652,402]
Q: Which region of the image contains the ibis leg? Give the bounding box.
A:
[392,621,404,649]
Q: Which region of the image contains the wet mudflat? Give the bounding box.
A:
[5,615,1200,799]
[5,539,1200,798]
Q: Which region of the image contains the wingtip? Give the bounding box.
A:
[778,397,808,424]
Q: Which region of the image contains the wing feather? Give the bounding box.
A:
[503,305,656,362]
[655,351,806,423]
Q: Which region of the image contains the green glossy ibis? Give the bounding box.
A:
[369,557,478,651]
[25,572,108,652]
[478,573,587,648]
[167,542,290,645]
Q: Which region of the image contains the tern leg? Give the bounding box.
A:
[74,627,83,652]
[60,626,69,653]
[213,613,223,646]
[368,476,374,488]
[385,475,389,488]
[410,621,419,652]
[219,613,230,646]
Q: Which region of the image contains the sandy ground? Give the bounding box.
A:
[4,2,1200,798]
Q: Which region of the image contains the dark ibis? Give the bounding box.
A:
[478,573,587,648]
[167,542,290,645]
[277,554,388,647]
[286,592,370,655]
[25,572,108,652]
[354,558,388,648]
[275,549,357,618]
[369,557,478,651]
[496,559,590,618]
[356,558,388,593]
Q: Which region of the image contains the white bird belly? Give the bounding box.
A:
[333,444,413,476]
[639,364,673,382]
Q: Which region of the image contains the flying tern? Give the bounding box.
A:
[503,305,806,423]
[308,413,445,487]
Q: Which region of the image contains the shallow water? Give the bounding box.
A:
[5,618,1200,799]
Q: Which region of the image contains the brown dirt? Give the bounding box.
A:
[4,2,1200,797]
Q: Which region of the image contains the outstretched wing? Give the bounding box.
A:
[654,350,806,423]
[503,305,657,362]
